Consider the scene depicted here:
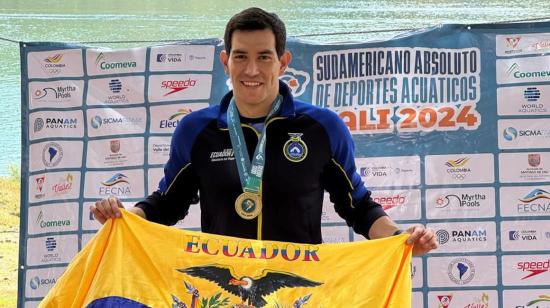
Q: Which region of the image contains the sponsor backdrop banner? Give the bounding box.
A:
[19,21,550,307]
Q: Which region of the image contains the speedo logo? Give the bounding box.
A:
[517,259,550,280]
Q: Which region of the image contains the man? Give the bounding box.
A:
[92,7,437,256]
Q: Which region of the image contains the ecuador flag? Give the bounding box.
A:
[40,209,412,307]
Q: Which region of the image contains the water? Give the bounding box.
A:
[1,0,549,175]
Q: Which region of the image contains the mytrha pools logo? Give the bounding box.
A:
[33,85,76,100]
[95,52,137,71]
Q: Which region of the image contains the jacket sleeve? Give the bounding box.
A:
[135,113,202,226]
[319,110,387,239]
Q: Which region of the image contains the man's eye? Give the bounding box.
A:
[259,55,271,61]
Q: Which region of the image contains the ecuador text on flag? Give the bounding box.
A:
[40,210,412,307]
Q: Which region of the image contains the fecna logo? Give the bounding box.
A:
[161,79,197,96]
[436,295,452,308]
[101,173,129,186]
[503,127,518,141]
[506,37,521,49]
[436,229,450,245]
[520,188,550,202]
[95,52,137,71]
[159,108,192,129]
[517,258,550,280]
[99,173,131,196]
[447,257,475,285]
[373,193,407,211]
[41,142,63,167]
[524,87,541,102]
[506,62,550,80]
[445,157,471,180]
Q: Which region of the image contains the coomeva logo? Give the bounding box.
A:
[95,52,137,70]
[507,62,550,80]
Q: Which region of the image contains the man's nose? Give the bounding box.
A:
[244,59,259,76]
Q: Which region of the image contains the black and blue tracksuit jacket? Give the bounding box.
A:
[136,81,387,244]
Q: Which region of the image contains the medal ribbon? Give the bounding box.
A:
[227,96,282,194]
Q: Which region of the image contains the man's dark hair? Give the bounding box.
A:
[224,7,287,58]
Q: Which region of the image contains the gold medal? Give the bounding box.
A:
[235,192,262,220]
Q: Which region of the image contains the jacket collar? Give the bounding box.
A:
[217,80,296,128]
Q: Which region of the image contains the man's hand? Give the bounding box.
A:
[405,225,438,257]
[90,197,124,224]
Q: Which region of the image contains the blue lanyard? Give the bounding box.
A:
[227,96,282,194]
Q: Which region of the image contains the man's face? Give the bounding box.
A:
[220,29,291,116]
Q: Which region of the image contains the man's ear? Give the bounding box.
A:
[220,50,229,75]
[278,51,292,75]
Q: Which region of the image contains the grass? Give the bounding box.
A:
[0,165,21,308]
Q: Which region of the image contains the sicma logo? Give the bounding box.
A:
[161,79,197,96]
[517,259,550,280]
[29,276,57,290]
[503,127,518,141]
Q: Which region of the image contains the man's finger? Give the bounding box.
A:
[90,205,106,225]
